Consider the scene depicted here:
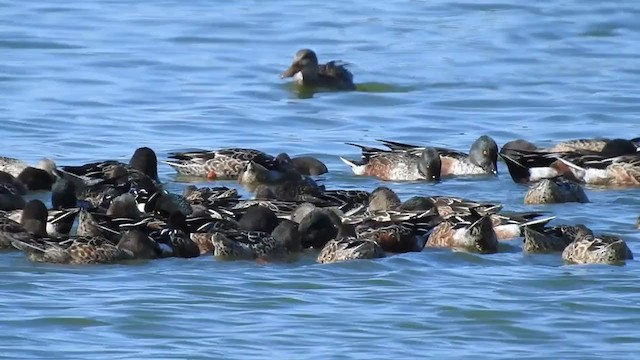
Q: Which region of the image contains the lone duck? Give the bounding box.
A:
[280,49,356,91]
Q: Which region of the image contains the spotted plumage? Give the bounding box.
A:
[12,231,159,264]
[524,178,589,204]
[211,231,287,260]
[562,235,633,265]
[163,148,279,178]
[0,157,28,177]
[316,237,385,264]
[522,225,593,253]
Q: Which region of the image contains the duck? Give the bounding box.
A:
[523,178,589,204]
[183,185,239,206]
[376,135,499,176]
[354,209,440,253]
[163,148,286,179]
[211,220,301,261]
[16,158,59,191]
[317,238,385,264]
[0,171,26,211]
[361,187,553,241]
[340,147,442,182]
[522,224,593,253]
[11,230,160,264]
[289,156,328,176]
[59,147,159,186]
[149,212,200,258]
[425,210,499,254]
[0,199,48,249]
[522,137,639,153]
[237,160,322,198]
[298,208,351,249]
[0,156,29,178]
[499,139,639,185]
[280,49,356,91]
[562,234,633,265]
[37,178,80,236]
[554,153,640,187]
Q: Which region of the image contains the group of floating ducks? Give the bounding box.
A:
[0,49,638,266]
[1,127,638,266]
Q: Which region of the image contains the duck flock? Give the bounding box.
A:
[1,49,638,267]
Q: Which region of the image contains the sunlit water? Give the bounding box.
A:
[1,0,640,358]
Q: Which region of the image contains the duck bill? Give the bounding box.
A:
[280,64,300,78]
[485,163,498,176]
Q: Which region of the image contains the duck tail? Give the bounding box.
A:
[498,152,532,183]
[519,216,556,229]
[376,139,419,151]
[11,238,45,254]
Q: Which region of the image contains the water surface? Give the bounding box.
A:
[1,0,640,358]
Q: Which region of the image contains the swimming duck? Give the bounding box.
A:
[340,147,442,182]
[367,187,401,211]
[0,171,26,211]
[211,220,301,261]
[425,210,499,254]
[60,147,159,185]
[499,140,639,185]
[522,224,593,253]
[377,135,499,176]
[238,160,322,198]
[164,148,284,179]
[183,185,240,206]
[534,137,639,153]
[280,49,356,91]
[16,159,59,191]
[555,154,640,187]
[290,156,328,176]
[523,178,589,204]
[562,234,633,265]
[149,212,200,258]
[11,230,160,264]
[0,200,48,249]
[354,210,440,253]
[317,237,385,264]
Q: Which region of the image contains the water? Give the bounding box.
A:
[1,0,640,358]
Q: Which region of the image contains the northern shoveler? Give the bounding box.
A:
[522,224,593,253]
[562,234,633,265]
[317,237,385,264]
[500,139,640,185]
[523,178,589,204]
[425,210,499,253]
[340,147,441,182]
[0,200,48,249]
[164,148,285,180]
[377,135,499,176]
[211,221,301,261]
[11,230,160,264]
[280,49,356,91]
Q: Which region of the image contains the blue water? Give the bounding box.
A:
[2,0,640,358]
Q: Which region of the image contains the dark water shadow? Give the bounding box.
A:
[283,82,416,99]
